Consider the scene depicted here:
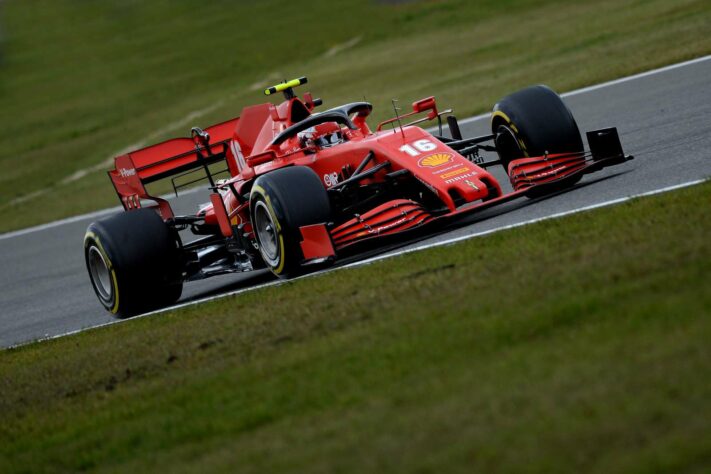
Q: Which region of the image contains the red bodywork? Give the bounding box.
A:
[108,91,620,264]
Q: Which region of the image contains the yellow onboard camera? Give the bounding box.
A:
[264,77,308,99]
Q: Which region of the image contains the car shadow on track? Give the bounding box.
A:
[451,169,633,228]
[178,269,276,303]
[176,170,632,303]
[334,169,632,266]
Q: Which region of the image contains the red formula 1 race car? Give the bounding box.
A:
[84,77,632,316]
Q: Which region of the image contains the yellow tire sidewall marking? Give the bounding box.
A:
[491,110,529,157]
[84,231,120,313]
[251,184,286,275]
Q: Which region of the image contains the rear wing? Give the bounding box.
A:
[109,117,240,218]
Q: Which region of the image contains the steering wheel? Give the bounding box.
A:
[270,102,372,147]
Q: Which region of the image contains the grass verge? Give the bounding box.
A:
[1,0,710,231]
[1,181,709,473]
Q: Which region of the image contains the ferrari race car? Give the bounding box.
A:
[84,77,632,317]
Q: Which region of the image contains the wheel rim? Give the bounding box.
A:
[253,200,280,266]
[495,124,525,168]
[88,245,113,301]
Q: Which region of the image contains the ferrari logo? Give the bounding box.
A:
[465,180,480,191]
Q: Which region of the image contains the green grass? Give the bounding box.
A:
[1,182,709,473]
[0,0,710,231]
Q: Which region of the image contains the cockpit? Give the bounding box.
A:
[297,123,345,152]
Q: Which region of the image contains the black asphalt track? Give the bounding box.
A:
[1,57,709,348]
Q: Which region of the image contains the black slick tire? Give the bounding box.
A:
[491,85,584,189]
[84,208,183,317]
[250,166,332,278]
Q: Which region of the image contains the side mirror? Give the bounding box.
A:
[246,150,277,167]
[412,96,438,120]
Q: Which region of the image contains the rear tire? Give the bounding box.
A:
[491,85,584,179]
[84,208,183,317]
[250,166,332,278]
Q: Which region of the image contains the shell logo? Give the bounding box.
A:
[418,152,453,168]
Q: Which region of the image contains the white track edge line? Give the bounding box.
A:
[7,177,706,351]
[343,178,708,268]
[455,54,711,127]
[2,54,710,241]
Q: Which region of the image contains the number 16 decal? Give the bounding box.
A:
[399,139,437,156]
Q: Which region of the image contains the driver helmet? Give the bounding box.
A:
[297,123,344,149]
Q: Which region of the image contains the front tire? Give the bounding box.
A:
[491,85,584,178]
[250,166,332,278]
[84,208,183,317]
